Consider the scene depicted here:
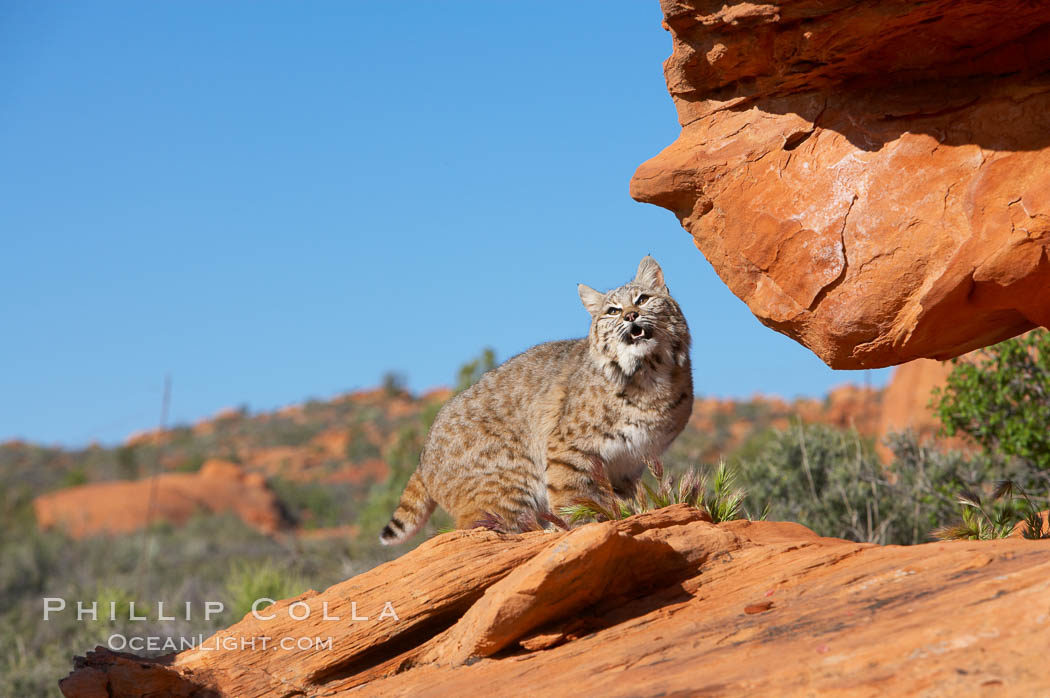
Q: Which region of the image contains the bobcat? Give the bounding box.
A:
[380,256,692,544]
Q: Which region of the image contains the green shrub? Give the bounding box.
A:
[344,424,381,462]
[116,446,139,480]
[732,423,1047,545]
[61,467,88,488]
[933,329,1050,471]
[268,477,343,529]
[381,371,408,397]
[735,424,929,544]
[267,421,320,447]
[174,453,205,473]
[225,560,306,620]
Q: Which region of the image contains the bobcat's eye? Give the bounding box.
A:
[636,294,650,304]
[605,306,621,316]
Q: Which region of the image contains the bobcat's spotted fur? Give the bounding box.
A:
[380,256,692,544]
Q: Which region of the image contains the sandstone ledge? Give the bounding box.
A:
[62,505,1050,696]
[631,0,1050,368]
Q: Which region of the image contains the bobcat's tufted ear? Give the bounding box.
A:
[578,283,604,316]
[635,255,667,292]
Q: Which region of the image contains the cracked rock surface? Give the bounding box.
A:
[61,506,1050,696]
[631,0,1050,368]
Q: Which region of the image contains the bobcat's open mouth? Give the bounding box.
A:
[626,323,653,343]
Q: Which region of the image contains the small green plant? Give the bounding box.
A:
[225,560,306,620]
[932,487,1017,541]
[704,459,748,523]
[559,458,746,525]
[933,480,1050,541]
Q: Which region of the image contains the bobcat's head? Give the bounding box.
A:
[579,256,690,380]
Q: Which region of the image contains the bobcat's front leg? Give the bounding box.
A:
[545,443,616,521]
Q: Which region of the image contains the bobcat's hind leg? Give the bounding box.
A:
[545,445,616,521]
[451,454,546,533]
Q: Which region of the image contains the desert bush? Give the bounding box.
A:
[381,371,408,397]
[933,329,1050,471]
[61,466,88,488]
[266,420,321,448]
[925,329,1050,539]
[116,445,140,479]
[174,453,206,473]
[881,429,1043,533]
[225,560,306,620]
[733,424,930,544]
[731,423,1047,546]
[268,477,351,529]
[736,423,898,543]
[344,423,381,462]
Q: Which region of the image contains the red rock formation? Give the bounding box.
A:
[631,0,1050,368]
[61,506,1050,696]
[686,385,884,462]
[799,383,882,435]
[33,459,286,538]
[879,359,953,437]
[323,457,388,485]
[310,428,350,460]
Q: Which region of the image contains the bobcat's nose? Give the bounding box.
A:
[624,311,639,322]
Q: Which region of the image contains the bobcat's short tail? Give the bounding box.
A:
[379,471,436,545]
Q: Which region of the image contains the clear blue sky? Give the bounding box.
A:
[1,1,888,446]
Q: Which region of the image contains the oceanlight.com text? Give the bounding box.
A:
[107,634,335,653]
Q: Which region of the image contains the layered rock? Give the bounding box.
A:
[62,506,1050,696]
[631,0,1050,368]
[33,459,286,538]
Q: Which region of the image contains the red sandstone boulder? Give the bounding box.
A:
[33,459,286,538]
[61,506,1050,696]
[631,0,1050,368]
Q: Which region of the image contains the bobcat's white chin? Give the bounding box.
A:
[615,339,653,375]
